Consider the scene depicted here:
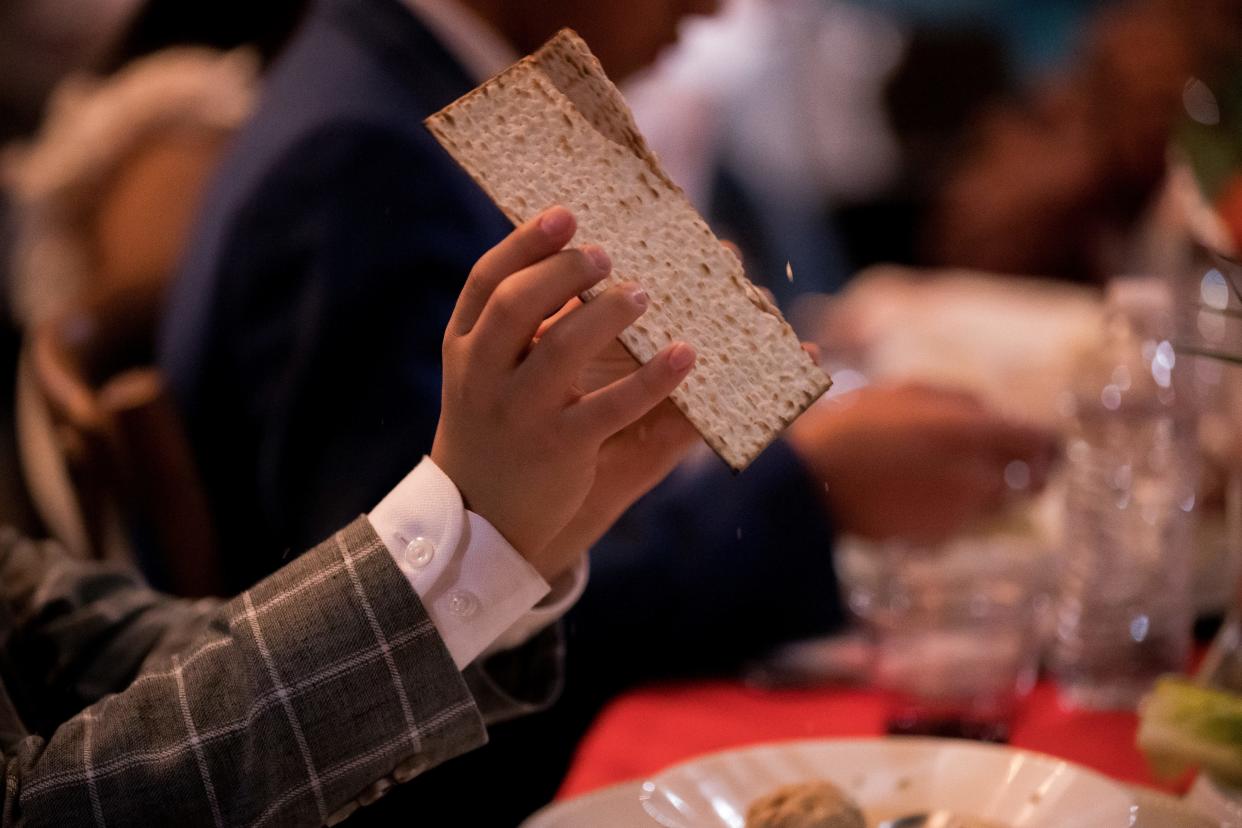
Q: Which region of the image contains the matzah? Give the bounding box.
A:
[426,29,831,471]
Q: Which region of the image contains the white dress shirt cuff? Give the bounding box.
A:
[484,552,588,659]
[367,457,586,669]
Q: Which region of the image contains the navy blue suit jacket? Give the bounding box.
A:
[162,0,844,818]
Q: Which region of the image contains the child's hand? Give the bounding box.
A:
[535,337,701,567]
[431,206,696,578]
[530,242,817,562]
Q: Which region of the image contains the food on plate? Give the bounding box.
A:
[745,781,865,828]
[745,780,1016,828]
[425,28,831,471]
[1138,675,1242,785]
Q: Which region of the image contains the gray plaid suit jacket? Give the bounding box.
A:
[0,517,561,826]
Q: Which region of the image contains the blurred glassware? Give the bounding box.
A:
[1175,249,1242,696]
[1051,277,1199,710]
[1170,245,1242,619]
[1138,69,1242,816]
[839,521,1048,743]
[1164,59,1242,695]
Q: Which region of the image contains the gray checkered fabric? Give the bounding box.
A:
[0,517,556,826]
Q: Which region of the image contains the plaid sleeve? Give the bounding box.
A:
[0,529,224,732]
[3,517,489,827]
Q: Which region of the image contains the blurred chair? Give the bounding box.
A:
[20,280,220,596]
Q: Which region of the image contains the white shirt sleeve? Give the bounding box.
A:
[367,456,587,669]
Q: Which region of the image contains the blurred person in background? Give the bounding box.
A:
[161,0,1056,821]
[3,0,311,569]
[0,0,147,539]
[624,0,905,307]
[927,0,1242,283]
[830,0,1114,275]
[0,0,139,144]
[5,0,312,331]
[0,0,308,147]
[626,0,1117,301]
[865,0,1112,83]
[5,49,257,331]
[4,49,258,568]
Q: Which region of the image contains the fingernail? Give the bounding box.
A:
[667,342,695,372]
[627,284,648,309]
[585,245,611,272]
[540,206,572,236]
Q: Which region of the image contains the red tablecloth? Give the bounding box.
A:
[558,678,1186,800]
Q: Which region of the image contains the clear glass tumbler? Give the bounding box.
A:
[849,531,1046,743]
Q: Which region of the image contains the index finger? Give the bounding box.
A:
[448,206,577,337]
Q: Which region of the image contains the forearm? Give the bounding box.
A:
[2,519,485,827]
[0,529,221,729]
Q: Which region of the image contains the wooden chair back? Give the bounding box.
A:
[27,281,221,596]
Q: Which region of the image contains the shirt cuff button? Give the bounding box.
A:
[403,536,436,569]
[445,589,479,618]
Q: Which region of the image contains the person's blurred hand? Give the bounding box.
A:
[786,384,1056,544]
[431,206,696,579]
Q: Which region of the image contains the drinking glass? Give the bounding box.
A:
[841,529,1047,743]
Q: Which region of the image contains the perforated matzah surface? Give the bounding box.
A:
[426,29,831,470]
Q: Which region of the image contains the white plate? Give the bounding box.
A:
[639,738,1137,827]
[521,780,1208,828]
[521,781,648,827]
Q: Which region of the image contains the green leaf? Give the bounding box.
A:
[1138,676,1242,786]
